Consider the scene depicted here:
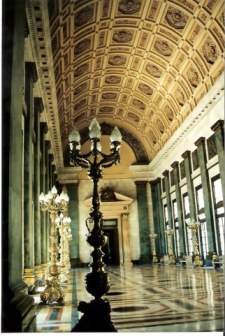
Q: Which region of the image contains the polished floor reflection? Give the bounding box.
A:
[33,264,224,332]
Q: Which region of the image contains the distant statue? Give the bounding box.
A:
[100,188,117,202]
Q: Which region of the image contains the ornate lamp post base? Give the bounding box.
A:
[72,298,117,332]
[40,278,64,305]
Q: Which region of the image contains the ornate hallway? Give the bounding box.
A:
[33,264,224,333]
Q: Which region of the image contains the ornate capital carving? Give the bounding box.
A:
[211,120,224,133]
[194,137,205,148]
[171,161,179,169]
[25,62,38,83]
[162,170,169,177]
[182,150,191,159]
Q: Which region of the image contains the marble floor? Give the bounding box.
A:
[33,264,224,333]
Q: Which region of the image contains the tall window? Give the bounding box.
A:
[173,200,180,256]
[183,193,192,255]
[212,177,224,255]
[196,186,208,258]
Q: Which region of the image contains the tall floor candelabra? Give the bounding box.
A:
[69,118,121,332]
[165,228,176,264]
[149,233,158,263]
[56,214,72,283]
[186,219,202,267]
[39,186,69,304]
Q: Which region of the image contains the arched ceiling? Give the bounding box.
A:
[26,0,224,169]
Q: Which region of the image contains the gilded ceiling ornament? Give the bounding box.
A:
[132,98,146,110]
[74,38,91,55]
[75,6,94,26]
[156,119,165,134]
[74,83,87,95]
[164,105,174,121]
[118,0,141,14]
[108,55,127,66]
[175,89,185,106]
[128,112,140,123]
[188,68,200,88]
[100,106,114,113]
[154,39,173,57]
[74,63,89,77]
[102,93,117,99]
[138,83,153,95]
[113,29,133,43]
[146,63,162,78]
[202,39,218,64]
[105,76,121,84]
[74,99,86,110]
[149,130,157,144]
[165,7,187,29]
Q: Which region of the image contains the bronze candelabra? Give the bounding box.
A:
[39,186,69,304]
[69,118,121,332]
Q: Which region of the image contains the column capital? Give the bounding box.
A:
[182,150,191,159]
[34,97,44,114]
[149,177,161,185]
[211,120,224,133]
[135,180,148,186]
[24,16,29,38]
[194,137,205,147]
[25,62,38,83]
[171,161,179,169]
[40,121,48,134]
[162,170,169,177]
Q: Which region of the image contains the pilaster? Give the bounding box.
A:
[121,214,132,266]
[135,181,151,263]
[194,137,216,251]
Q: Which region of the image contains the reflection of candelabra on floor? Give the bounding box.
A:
[165,228,176,264]
[56,214,72,284]
[186,219,202,267]
[39,186,69,304]
[149,233,158,263]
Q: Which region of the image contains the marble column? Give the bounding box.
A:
[135,181,151,263]
[182,151,197,221]
[171,161,186,254]
[2,0,35,331]
[23,62,38,291]
[40,122,48,273]
[33,98,44,283]
[211,120,225,204]
[45,141,51,264]
[121,214,132,265]
[150,179,166,256]
[67,184,81,267]
[146,182,155,256]
[162,170,173,228]
[195,137,216,251]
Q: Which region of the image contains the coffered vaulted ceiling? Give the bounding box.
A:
[26,0,224,170]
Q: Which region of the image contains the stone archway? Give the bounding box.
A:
[84,189,133,265]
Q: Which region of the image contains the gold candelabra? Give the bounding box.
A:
[39,186,69,304]
[56,214,72,284]
[149,233,158,263]
[165,228,176,264]
[186,219,202,267]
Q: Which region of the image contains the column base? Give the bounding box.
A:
[2,280,36,332]
[70,258,83,268]
[23,268,38,294]
[34,265,44,285]
[71,298,117,332]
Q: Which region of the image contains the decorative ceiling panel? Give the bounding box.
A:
[27,0,224,168]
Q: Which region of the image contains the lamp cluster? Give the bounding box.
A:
[39,186,70,304]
